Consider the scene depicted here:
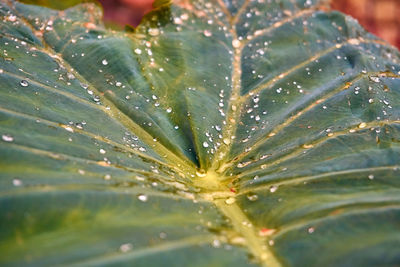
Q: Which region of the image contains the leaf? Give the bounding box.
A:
[1,0,400,266]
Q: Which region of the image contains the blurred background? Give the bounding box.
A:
[20,0,400,49]
[96,0,400,48]
[332,0,400,49]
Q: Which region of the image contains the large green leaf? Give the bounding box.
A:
[1,0,400,266]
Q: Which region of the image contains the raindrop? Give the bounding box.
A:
[225,197,236,205]
[358,122,367,129]
[203,30,212,37]
[212,239,221,248]
[20,80,29,87]
[13,178,22,186]
[223,138,230,145]
[137,194,148,202]
[2,134,14,142]
[119,243,133,253]
[232,39,241,48]
[148,28,160,36]
[269,185,278,193]
[247,193,258,201]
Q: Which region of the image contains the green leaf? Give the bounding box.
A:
[1,0,400,266]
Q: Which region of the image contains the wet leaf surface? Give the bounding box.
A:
[1,0,400,266]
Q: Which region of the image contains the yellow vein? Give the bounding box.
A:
[231,0,250,25]
[1,70,107,111]
[0,106,178,172]
[5,1,196,173]
[215,0,233,21]
[242,7,316,46]
[225,71,399,169]
[63,235,215,267]
[272,204,400,239]
[239,165,400,195]
[242,38,388,100]
[2,141,175,181]
[234,120,400,179]
[211,29,242,172]
[0,184,200,202]
[195,171,282,267]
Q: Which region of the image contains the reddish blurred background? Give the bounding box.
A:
[98,0,400,49]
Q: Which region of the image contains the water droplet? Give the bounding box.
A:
[203,30,212,37]
[13,178,22,186]
[225,197,236,205]
[212,239,221,248]
[104,174,111,180]
[370,76,380,83]
[247,193,258,201]
[223,138,230,145]
[232,39,241,48]
[2,134,14,142]
[102,59,108,65]
[308,227,315,234]
[134,48,142,55]
[159,232,167,239]
[203,141,209,148]
[368,174,374,180]
[269,185,278,193]
[166,107,172,113]
[358,122,367,129]
[137,194,148,202]
[20,80,29,87]
[148,28,160,36]
[119,243,133,252]
[99,148,106,154]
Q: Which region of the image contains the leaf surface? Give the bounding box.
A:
[1,0,400,266]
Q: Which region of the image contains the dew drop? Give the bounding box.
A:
[358,122,367,129]
[203,30,212,37]
[212,239,221,248]
[308,227,315,234]
[119,243,133,253]
[20,80,29,87]
[368,174,374,180]
[13,178,22,186]
[148,28,160,36]
[247,193,258,201]
[137,194,148,202]
[232,39,241,48]
[223,138,230,145]
[225,197,236,205]
[134,48,142,55]
[2,134,14,142]
[166,107,172,113]
[102,59,108,65]
[99,148,106,154]
[203,141,209,148]
[269,185,278,193]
